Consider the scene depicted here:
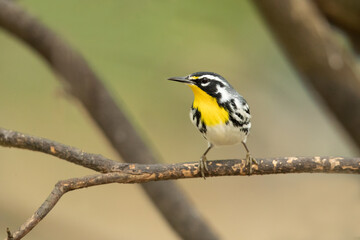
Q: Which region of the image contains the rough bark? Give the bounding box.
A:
[2,128,359,177]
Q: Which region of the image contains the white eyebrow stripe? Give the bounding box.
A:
[198,75,229,86]
[198,75,223,82]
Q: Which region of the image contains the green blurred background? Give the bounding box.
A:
[1,1,359,239]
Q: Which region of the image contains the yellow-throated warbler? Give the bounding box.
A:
[168,72,257,178]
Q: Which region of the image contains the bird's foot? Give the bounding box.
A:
[199,156,209,179]
[246,152,258,175]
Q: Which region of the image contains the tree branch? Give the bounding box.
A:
[6,160,360,240]
[2,128,359,177]
[0,128,116,173]
[0,1,218,239]
[2,127,360,239]
[253,0,360,150]
[314,0,360,54]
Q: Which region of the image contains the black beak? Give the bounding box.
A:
[168,76,192,84]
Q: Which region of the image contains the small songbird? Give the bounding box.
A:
[168,72,257,178]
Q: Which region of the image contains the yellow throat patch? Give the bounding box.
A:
[189,85,229,126]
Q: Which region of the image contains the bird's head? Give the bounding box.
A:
[168,72,233,101]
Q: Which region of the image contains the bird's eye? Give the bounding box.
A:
[201,79,209,84]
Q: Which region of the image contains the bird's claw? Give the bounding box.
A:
[199,156,209,179]
[246,152,258,175]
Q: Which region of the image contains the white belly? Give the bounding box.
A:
[204,124,247,146]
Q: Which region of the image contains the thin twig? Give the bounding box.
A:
[6,173,137,240]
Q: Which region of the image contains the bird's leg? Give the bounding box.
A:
[199,143,213,179]
[241,141,258,175]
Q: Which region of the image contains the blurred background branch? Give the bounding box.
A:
[314,0,360,54]
[0,0,218,239]
[253,0,360,150]
[2,127,360,239]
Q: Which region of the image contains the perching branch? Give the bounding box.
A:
[2,127,360,239]
[2,128,359,177]
[253,0,360,150]
[0,1,218,239]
